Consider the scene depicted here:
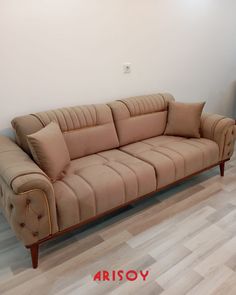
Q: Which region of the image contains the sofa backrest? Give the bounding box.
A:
[109,93,174,146]
[11,104,119,159]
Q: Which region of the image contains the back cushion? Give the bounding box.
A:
[109,93,174,146]
[12,104,119,159]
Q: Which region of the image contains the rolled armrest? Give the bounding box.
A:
[0,136,58,245]
[0,135,48,192]
[200,113,236,161]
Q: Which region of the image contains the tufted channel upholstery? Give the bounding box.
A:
[0,93,235,248]
[120,136,219,188]
[11,104,119,159]
[109,93,174,146]
[54,149,156,230]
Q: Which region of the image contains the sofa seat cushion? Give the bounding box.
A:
[120,136,220,189]
[53,149,156,230]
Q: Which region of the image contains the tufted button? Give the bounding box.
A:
[20,223,25,228]
[32,232,39,237]
[228,142,231,146]
[38,214,42,220]
[26,199,31,205]
[9,204,13,210]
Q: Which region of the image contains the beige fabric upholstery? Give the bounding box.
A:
[120,136,219,188]
[11,114,45,155]
[12,104,119,159]
[0,136,58,246]
[109,93,174,146]
[164,101,205,138]
[0,94,235,250]
[53,149,156,230]
[27,122,70,181]
[200,113,236,160]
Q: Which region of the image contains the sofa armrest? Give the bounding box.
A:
[0,136,58,246]
[200,113,236,161]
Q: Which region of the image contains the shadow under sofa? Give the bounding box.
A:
[0,93,235,268]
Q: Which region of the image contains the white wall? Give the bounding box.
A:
[1,0,236,136]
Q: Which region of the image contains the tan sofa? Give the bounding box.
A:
[0,93,235,268]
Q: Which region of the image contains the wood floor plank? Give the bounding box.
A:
[213,273,236,295]
[158,270,202,295]
[156,225,231,289]
[128,206,215,249]
[184,224,231,252]
[186,265,234,295]
[0,231,132,294]
[193,236,236,276]
[100,184,205,240]
[128,183,222,236]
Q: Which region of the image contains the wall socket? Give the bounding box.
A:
[123,63,131,74]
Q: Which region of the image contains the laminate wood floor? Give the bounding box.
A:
[1,152,236,295]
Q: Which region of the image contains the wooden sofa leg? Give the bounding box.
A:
[220,161,225,177]
[30,244,39,269]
